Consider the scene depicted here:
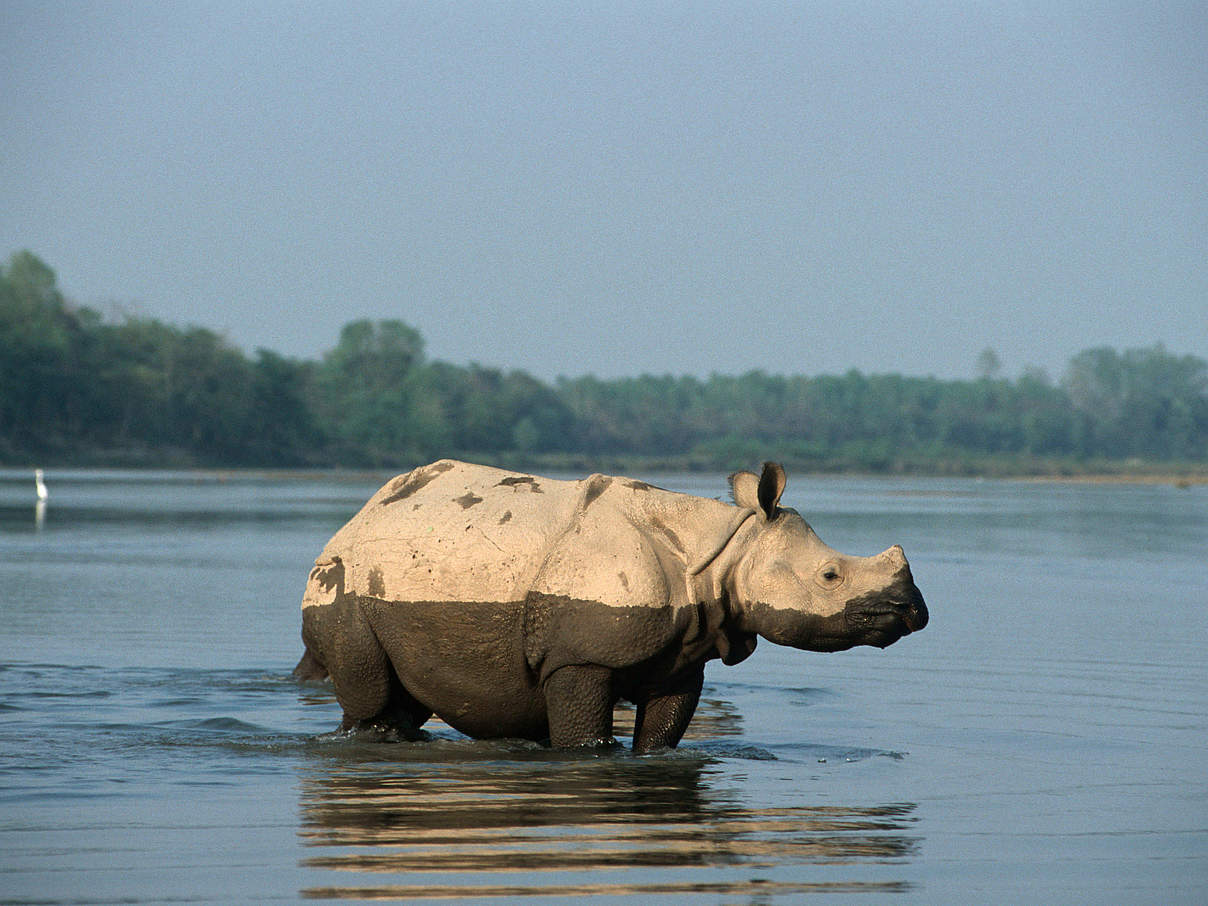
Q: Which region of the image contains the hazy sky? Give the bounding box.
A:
[3,1,1205,382]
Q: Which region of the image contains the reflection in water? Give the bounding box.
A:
[297,701,919,900]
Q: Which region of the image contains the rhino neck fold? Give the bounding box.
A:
[688,513,758,599]
[687,508,757,578]
[685,513,761,666]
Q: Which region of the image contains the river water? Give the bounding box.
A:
[0,468,1204,903]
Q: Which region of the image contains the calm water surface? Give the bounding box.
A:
[0,469,1204,903]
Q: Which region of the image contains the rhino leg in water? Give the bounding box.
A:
[543,662,706,752]
[630,664,705,753]
[303,598,432,740]
[545,664,618,748]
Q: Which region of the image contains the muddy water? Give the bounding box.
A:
[0,470,1204,902]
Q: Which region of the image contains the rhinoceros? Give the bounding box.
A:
[294,459,928,752]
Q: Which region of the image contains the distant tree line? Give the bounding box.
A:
[3,250,1206,472]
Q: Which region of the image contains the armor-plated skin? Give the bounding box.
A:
[296,460,928,752]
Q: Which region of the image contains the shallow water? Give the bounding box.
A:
[0,469,1204,903]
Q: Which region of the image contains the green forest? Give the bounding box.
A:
[3,250,1206,475]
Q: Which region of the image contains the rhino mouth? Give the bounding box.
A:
[844,588,929,646]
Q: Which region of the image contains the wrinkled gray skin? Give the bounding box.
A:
[295,460,928,753]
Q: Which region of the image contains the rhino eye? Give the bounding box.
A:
[819,565,842,584]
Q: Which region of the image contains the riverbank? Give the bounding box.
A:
[6,454,1206,487]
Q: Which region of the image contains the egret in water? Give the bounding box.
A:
[35,468,48,501]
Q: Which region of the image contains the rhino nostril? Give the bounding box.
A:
[905,600,929,631]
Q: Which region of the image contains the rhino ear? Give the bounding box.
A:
[728,470,760,511]
[757,462,786,519]
[730,463,786,519]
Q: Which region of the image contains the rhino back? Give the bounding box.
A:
[306,460,583,607]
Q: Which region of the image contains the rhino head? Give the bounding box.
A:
[728,463,928,653]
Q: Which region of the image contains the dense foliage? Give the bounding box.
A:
[3,251,1206,472]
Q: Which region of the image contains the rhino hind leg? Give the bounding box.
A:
[303,598,432,741]
[337,672,432,742]
[292,645,329,681]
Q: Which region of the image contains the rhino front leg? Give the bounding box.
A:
[631,663,705,754]
[544,665,618,748]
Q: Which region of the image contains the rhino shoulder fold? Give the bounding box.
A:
[522,591,694,684]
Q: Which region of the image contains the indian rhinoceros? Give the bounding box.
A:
[294,459,928,752]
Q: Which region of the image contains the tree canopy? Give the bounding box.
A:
[3,250,1205,472]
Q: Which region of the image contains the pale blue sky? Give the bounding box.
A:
[3,1,1205,381]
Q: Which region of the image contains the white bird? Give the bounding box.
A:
[35,468,48,502]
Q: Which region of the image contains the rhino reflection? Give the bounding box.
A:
[298,702,919,900]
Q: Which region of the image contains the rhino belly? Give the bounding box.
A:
[360,597,549,741]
